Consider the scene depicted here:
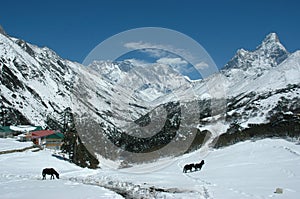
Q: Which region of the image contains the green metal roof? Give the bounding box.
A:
[46,132,64,139]
[34,126,43,131]
[0,126,12,133]
[0,126,43,133]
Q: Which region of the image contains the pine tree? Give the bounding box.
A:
[0,102,5,126]
[60,107,99,168]
[61,107,77,160]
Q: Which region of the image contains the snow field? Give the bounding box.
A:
[0,138,300,198]
[0,138,33,151]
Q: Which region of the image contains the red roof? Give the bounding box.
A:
[31,130,55,138]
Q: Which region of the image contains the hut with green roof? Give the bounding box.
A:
[0,126,13,138]
[45,132,64,150]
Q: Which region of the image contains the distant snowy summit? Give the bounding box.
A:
[224,33,289,71]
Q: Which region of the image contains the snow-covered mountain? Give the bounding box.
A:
[223,33,291,95]
[224,33,288,70]
[88,60,191,106]
[0,32,73,126]
[154,32,299,146]
[213,33,300,147]
[0,27,299,165]
[0,28,195,164]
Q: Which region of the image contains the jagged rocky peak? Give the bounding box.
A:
[257,32,287,54]
[89,60,119,71]
[256,32,289,65]
[263,32,279,43]
[87,60,123,82]
[89,60,134,72]
[224,33,289,70]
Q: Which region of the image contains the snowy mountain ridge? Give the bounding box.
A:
[224,33,289,70]
[0,28,299,164]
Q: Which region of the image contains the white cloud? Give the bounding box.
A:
[124,41,153,50]
[124,58,150,67]
[123,41,194,61]
[141,49,169,58]
[195,62,209,70]
[156,57,188,67]
[123,41,200,77]
[124,42,172,52]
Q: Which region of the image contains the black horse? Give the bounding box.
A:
[42,168,59,180]
[194,160,205,171]
[183,163,194,173]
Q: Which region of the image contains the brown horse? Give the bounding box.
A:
[42,168,59,180]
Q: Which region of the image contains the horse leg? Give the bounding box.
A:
[42,174,45,180]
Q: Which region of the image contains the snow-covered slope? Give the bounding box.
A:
[0,32,75,126]
[1,138,299,199]
[0,138,122,199]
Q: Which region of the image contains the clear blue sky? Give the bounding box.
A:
[1,0,300,68]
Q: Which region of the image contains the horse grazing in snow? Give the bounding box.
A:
[183,163,194,173]
[42,168,59,180]
[194,160,205,171]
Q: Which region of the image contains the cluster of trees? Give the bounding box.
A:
[47,107,99,169]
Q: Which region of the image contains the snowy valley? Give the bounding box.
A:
[0,25,300,198]
[1,138,300,198]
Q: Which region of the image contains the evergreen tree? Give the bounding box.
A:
[0,102,6,126]
[60,107,99,169]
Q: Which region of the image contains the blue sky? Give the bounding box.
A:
[1,0,300,69]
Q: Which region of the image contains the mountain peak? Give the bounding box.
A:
[263,32,279,43]
[224,33,289,70]
[256,32,287,53]
[256,32,289,66]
